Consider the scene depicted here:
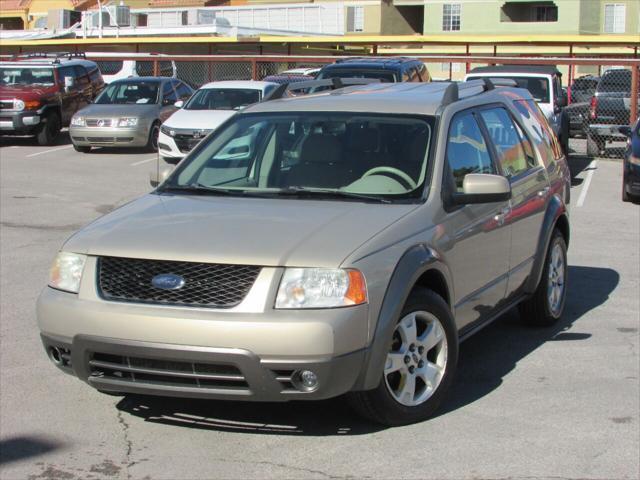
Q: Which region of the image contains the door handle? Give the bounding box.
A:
[494,206,510,226]
[538,186,550,197]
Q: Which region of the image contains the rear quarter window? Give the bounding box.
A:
[513,99,563,165]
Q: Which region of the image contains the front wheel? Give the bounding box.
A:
[586,133,604,157]
[146,122,160,152]
[73,144,92,153]
[36,112,61,146]
[348,288,458,426]
[519,229,568,326]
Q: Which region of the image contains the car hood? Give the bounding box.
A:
[76,103,159,117]
[64,194,418,267]
[163,109,236,130]
[0,84,55,100]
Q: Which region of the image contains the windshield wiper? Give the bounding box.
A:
[275,186,391,204]
[158,183,238,195]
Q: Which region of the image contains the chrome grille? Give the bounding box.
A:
[86,118,114,127]
[97,256,261,308]
[89,352,249,390]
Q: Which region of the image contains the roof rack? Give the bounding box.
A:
[263,77,380,102]
[441,77,518,106]
[10,52,86,63]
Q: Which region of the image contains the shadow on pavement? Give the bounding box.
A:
[438,265,619,417]
[567,154,594,186]
[116,266,618,434]
[0,131,71,147]
[0,436,62,466]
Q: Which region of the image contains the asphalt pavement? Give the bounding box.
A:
[0,135,638,480]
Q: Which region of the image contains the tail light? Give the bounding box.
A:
[589,96,598,120]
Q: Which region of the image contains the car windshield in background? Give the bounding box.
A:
[318,69,397,83]
[163,113,433,201]
[185,89,261,111]
[600,71,632,92]
[0,67,55,86]
[467,75,551,103]
[95,82,159,105]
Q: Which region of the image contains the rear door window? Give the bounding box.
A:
[479,107,534,178]
[162,81,178,105]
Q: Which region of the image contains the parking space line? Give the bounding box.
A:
[576,159,597,208]
[26,145,74,158]
[130,157,157,167]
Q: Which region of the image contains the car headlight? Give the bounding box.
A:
[160,125,175,136]
[70,116,85,127]
[48,252,87,294]
[275,268,367,309]
[118,117,138,127]
[14,99,25,111]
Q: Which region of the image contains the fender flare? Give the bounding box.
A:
[524,194,569,294]
[353,244,453,391]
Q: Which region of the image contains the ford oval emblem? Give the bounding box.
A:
[151,273,185,290]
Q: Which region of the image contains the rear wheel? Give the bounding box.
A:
[146,122,160,152]
[36,112,61,146]
[519,229,567,326]
[586,133,604,157]
[348,288,458,426]
[73,144,92,153]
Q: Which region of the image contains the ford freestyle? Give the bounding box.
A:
[37,79,570,425]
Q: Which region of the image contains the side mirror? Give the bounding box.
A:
[174,100,184,108]
[453,173,511,205]
[556,92,567,109]
[149,163,174,188]
[64,76,75,91]
[619,125,632,137]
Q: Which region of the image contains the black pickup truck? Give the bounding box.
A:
[587,69,640,156]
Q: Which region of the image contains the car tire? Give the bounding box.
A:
[162,156,180,166]
[586,133,604,157]
[146,122,160,153]
[73,144,92,153]
[560,116,570,156]
[348,288,458,426]
[519,229,568,327]
[36,112,61,146]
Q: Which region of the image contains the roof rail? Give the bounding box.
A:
[262,77,380,101]
[441,77,518,106]
[10,52,86,62]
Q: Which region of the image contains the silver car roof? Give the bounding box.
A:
[244,81,531,116]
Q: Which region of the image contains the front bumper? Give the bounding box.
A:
[158,131,184,162]
[0,109,43,133]
[588,123,627,141]
[37,260,370,401]
[41,333,364,401]
[70,125,149,147]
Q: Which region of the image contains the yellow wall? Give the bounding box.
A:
[28,0,78,15]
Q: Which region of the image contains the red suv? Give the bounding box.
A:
[0,53,105,145]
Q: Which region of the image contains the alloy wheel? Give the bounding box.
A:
[384,311,448,407]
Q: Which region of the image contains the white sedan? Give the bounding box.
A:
[158,80,278,164]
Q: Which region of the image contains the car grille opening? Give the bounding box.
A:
[271,369,297,392]
[86,118,114,127]
[173,134,202,153]
[97,256,261,308]
[89,352,249,390]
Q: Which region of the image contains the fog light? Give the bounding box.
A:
[293,370,319,392]
[23,116,40,126]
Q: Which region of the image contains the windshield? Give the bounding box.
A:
[0,67,55,86]
[467,75,551,103]
[163,113,433,201]
[184,88,261,111]
[95,81,159,105]
[317,69,397,83]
